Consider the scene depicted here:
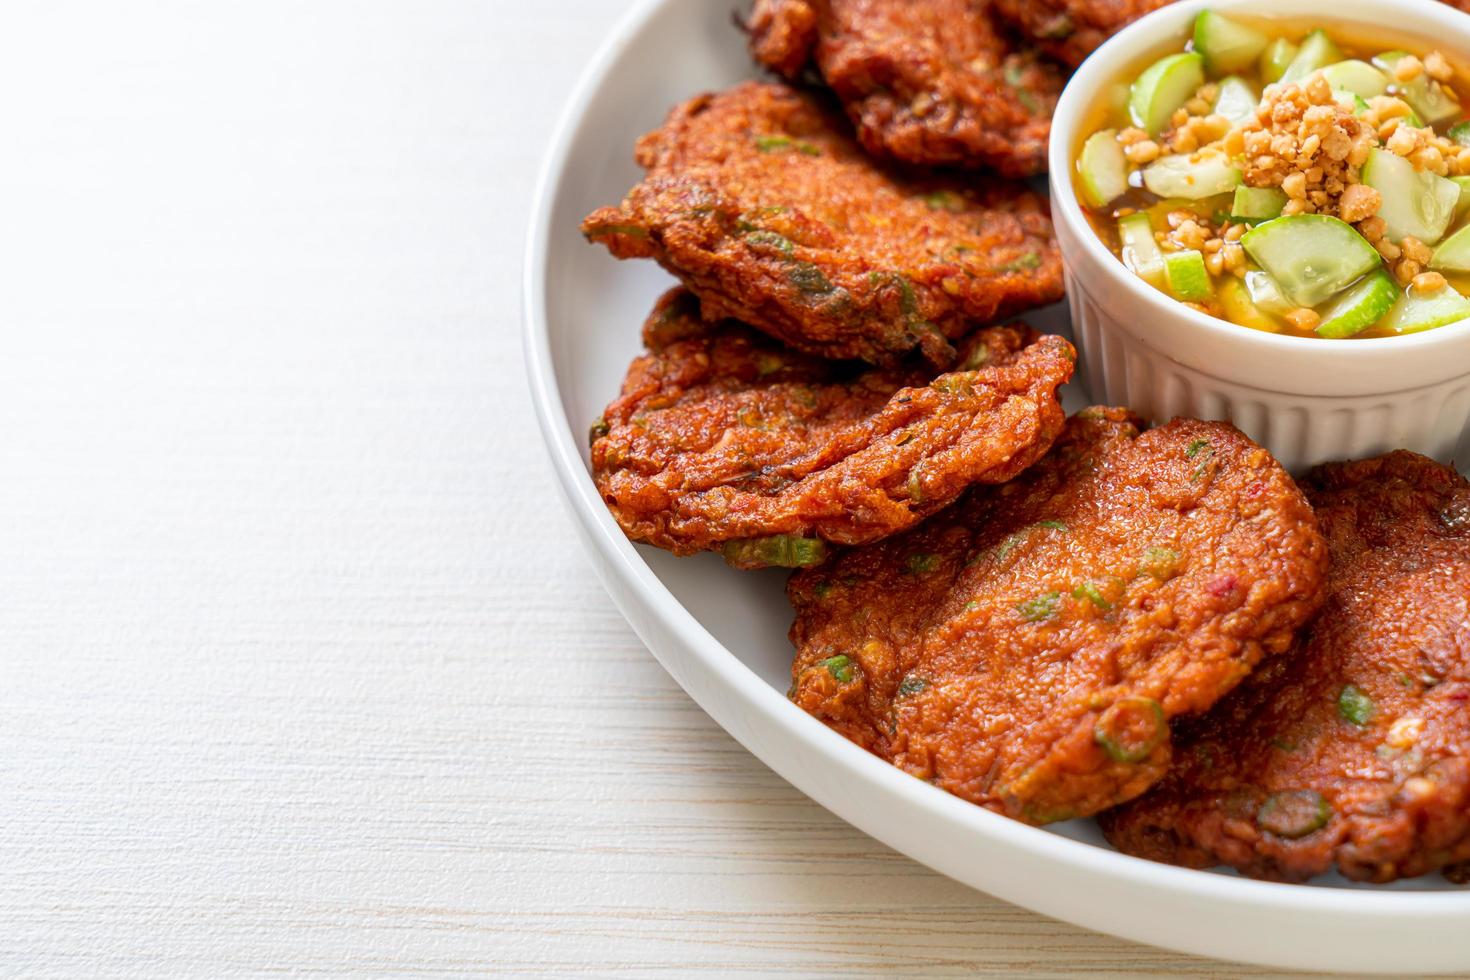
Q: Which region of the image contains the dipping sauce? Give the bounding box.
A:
[1074,10,1470,338]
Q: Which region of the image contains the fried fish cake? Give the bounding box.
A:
[990,0,1174,67]
[787,410,1327,823]
[591,288,1074,568]
[582,82,1063,366]
[1101,452,1470,883]
[746,0,1066,177]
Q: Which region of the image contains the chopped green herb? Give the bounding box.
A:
[897,675,928,697]
[755,354,786,377]
[822,654,855,682]
[746,230,795,255]
[588,417,610,446]
[963,599,981,611]
[813,581,833,599]
[1094,697,1166,763]
[721,535,828,569]
[1016,591,1061,622]
[1185,439,1210,458]
[921,190,965,212]
[957,343,990,371]
[1270,737,1297,752]
[788,263,834,295]
[1338,684,1375,726]
[1139,546,1182,580]
[1037,519,1068,531]
[1257,790,1332,839]
[905,552,939,575]
[993,531,1028,562]
[755,134,821,155]
[1072,581,1112,611]
[584,222,648,241]
[1037,12,1073,38]
[998,251,1042,272]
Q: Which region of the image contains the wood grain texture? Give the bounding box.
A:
[0,1,1455,977]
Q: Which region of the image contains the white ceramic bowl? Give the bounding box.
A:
[1050,0,1470,471]
[524,0,1470,972]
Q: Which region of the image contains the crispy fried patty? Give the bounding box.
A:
[582,81,1063,366]
[591,288,1074,567]
[1101,451,1470,883]
[747,0,1065,176]
[990,0,1175,67]
[786,409,1327,823]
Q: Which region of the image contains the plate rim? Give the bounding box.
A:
[521,0,1470,965]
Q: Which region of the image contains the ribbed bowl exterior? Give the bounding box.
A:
[1064,269,1470,472]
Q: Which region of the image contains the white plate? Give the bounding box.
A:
[522,0,1470,972]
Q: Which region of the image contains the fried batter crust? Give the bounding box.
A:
[581,81,1063,366]
[787,410,1327,823]
[990,0,1174,67]
[747,0,1065,177]
[591,289,1074,566]
[1101,452,1470,883]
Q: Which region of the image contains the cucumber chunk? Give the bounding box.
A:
[1240,214,1382,306]
[1319,59,1389,99]
[1163,249,1213,302]
[1193,11,1269,76]
[1231,185,1287,223]
[1332,90,1371,115]
[1430,223,1470,272]
[1281,30,1344,85]
[1449,121,1470,148]
[1245,270,1296,314]
[1453,175,1470,220]
[1362,147,1461,245]
[1078,130,1129,208]
[1142,151,1243,199]
[1212,76,1260,126]
[1130,53,1206,137]
[1218,276,1282,332]
[1316,270,1399,338]
[1374,52,1462,124]
[1381,283,1470,333]
[1118,212,1166,289]
[1260,38,1298,84]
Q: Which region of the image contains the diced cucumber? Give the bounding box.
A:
[1333,90,1371,115]
[1319,59,1389,99]
[1453,176,1470,219]
[1240,214,1382,306]
[1381,283,1470,333]
[1430,223,1470,271]
[1218,276,1281,332]
[1280,30,1344,85]
[1315,270,1400,338]
[1118,212,1166,289]
[1245,270,1297,314]
[1449,121,1470,148]
[1142,151,1243,199]
[1212,76,1260,125]
[1231,185,1287,223]
[1362,147,1461,245]
[1260,38,1298,84]
[1193,11,1270,76]
[1130,52,1206,136]
[1163,249,1213,302]
[1374,51,1463,124]
[1078,130,1129,208]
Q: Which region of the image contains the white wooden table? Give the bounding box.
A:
[0,2,1451,976]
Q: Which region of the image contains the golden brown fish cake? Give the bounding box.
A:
[990,0,1174,67]
[590,288,1074,567]
[1101,452,1470,884]
[746,0,1065,177]
[787,410,1327,823]
[582,81,1063,366]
